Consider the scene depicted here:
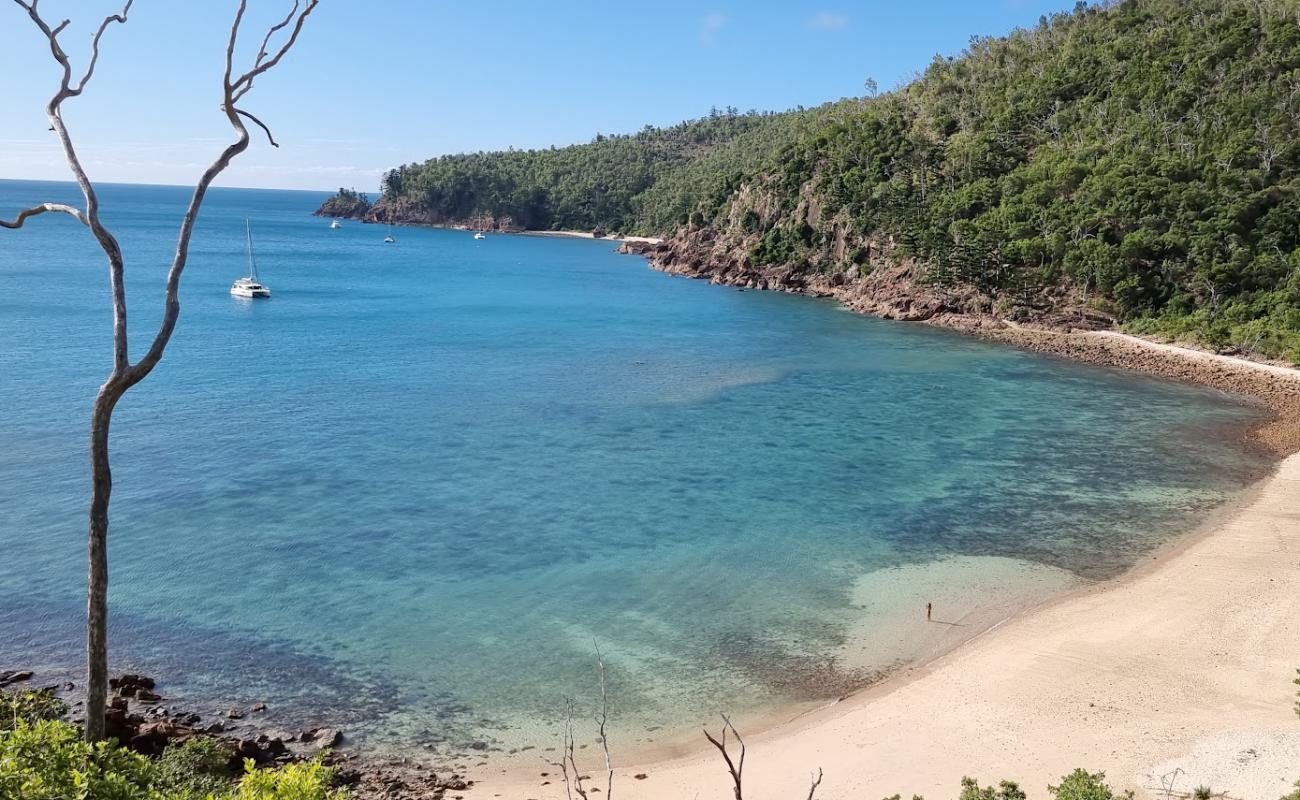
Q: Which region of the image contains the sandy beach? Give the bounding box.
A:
[483,338,1300,800]
[519,229,664,244]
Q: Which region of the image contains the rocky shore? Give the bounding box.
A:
[618,235,1300,458]
[0,669,474,800]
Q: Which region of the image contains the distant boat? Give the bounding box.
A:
[473,231,486,240]
[384,221,395,243]
[330,219,342,230]
[231,219,271,298]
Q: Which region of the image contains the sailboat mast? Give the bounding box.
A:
[245,218,259,281]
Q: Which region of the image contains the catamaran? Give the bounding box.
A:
[473,230,486,240]
[231,219,271,298]
[384,221,396,243]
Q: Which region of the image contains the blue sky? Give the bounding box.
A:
[0,1,1078,192]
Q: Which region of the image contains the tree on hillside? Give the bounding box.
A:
[0,0,318,742]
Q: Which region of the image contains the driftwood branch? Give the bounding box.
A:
[0,202,88,228]
[704,715,746,800]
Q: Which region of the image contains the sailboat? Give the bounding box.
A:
[384,220,395,243]
[231,219,271,298]
[330,218,342,229]
[473,229,486,240]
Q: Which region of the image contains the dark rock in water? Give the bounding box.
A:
[0,670,34,687]
[109,696,129,711]
[135,689,161,702]
[110,674,155,692]
[226,706,245,719]
[250,702,267,713]
[237,734,287,764]
[303,726,342,747]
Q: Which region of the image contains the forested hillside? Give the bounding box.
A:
[324,0,1300,362]
[356,109,844,233]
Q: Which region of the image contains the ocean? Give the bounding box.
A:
[0,178,1269,759]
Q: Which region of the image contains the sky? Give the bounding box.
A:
[0,1,1080,192]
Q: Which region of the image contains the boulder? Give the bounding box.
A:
[303,727,342,747]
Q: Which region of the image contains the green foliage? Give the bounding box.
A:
[0,687,68,732]
[959,777,1028,800]
[1049,769,1133,800]
[228,758,341,800]
[0,717,344,800]
[1192,785,1214,800]
[734,0,1300,361]
[0,718,156,800]
[154,738,235,799]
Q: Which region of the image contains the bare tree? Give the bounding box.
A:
[704,715,746,800]
[704,715,824,800]
[548,645,614,800]
[1,0,317,742]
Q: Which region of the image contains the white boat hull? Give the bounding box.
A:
[231,285,271,298]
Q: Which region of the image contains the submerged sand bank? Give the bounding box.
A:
[482,336,1300,800]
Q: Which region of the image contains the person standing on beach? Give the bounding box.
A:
[926,602,932,622]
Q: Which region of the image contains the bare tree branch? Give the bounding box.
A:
[0,202,88,229]
[231,0,318,102]
[128,0,318,387]
[594,642,614,800]
[74,1,133,94]
[13,0,132,371]
[807,767,825,800]
[234,107,280,147]
[255,0,298,66]
[704,715,746,800]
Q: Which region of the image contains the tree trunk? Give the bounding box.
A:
[84,385,120,743]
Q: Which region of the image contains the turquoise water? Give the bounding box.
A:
[0,179,1269,758]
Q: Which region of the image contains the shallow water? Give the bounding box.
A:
[0,179,1270,758]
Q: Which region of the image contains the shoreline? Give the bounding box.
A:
[473,251,1300,799]
[484,440,1300,800]
[623,239,1300,457]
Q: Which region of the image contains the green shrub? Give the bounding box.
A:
[229,757,343,800]
[1049,769,1133,800]
[0,716,346,800]
[155,737,235,799]
[0,718,155,800]
[0,687,68,732]
[959,777,1027,800]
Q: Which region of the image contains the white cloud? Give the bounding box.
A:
[807,11,848,30]
[701,11,727,43]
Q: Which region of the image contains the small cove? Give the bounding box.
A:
[0,179,1272,762]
